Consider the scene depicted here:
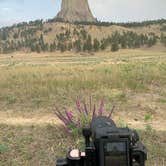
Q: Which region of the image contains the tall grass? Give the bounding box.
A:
[0,61,165,110]
[0,51,165,165]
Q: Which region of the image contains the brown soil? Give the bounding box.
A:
[0,110,165,131]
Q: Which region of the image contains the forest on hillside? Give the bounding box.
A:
[0,19,166,53]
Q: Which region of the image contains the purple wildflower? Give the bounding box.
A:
[64,126,70,133]
[92,104,96,120]
[65,109,74,124]
[89,96,92,112]
[77,119,82,128]
[83,99,88,115]
[76,98,82,113]
[55,111,69,125]
[98,97,105,116]
[108,105,115,118]
[54,96,115,134]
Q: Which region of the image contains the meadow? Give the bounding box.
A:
[0,49,166,165]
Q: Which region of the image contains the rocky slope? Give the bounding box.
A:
[55,0,96,22]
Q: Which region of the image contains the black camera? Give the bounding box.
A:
[56,116,147,166]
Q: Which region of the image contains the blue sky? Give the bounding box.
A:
[0,0,166,27]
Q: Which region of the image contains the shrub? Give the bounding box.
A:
[144,113,152,122]
[111,42,119,52]
[0,144,9,154]
[55,97,115,134]
[6,96,17,104]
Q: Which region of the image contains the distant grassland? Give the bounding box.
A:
[0,49,166,165]
[0,50,165,110]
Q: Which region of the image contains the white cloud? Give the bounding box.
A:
[1,7,12,11]
[0,0,166,28]
[88,0,166,22]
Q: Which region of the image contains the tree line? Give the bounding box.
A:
[0,19,166,53]
[74,19,166,28]
[1,18,166,30]
[1,29,165,54]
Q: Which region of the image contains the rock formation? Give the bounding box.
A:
[55,0,96,22]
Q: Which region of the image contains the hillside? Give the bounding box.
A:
[0,19,166,53]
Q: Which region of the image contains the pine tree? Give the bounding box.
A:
[80,29,87,40]
[68,42,73,51]
[100,39,108,50]
[57,42,66,52]
[93,38,100,51]
[39,34,45,51]
[35,45,41,53]
[74,40,81,52]
[111,42,119,52]
[1,30,8,40]
[160,33,166,46]
[83,35,92,51]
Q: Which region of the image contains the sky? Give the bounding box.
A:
[0,0,166,27]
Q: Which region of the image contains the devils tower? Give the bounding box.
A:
[55,0,96,22]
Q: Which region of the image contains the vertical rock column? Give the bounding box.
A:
[56,0,96,22]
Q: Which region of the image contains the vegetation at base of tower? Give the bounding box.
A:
[160,33,166,46]
[74,19,166,27]
[0,19,166,53]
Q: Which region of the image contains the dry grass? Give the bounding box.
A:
[43,22,164,43]
[0,49,165,165]
[0,124,165,166]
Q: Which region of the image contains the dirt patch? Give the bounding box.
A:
[0,110,59,126]
[113,116,166,131]
[0,111,165,131]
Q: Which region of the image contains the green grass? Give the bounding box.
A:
[6,96,17,104]
[144,113,152,122]
[0,144,9,154]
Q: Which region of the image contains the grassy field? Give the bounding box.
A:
[0,124,165,166]
[0,49,166,165]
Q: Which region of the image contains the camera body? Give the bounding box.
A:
[56,116,147,166]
